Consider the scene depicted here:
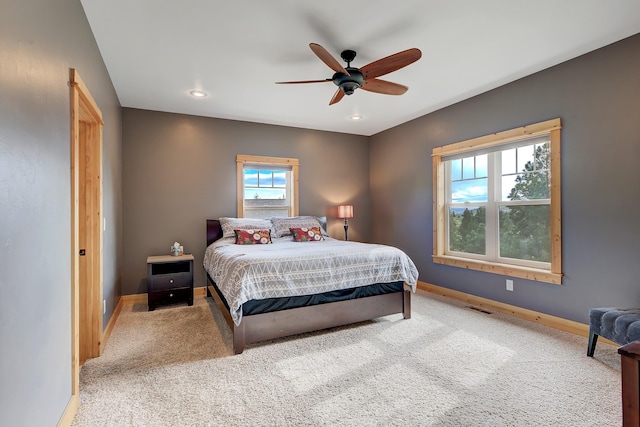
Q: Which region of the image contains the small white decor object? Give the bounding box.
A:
[171,241,182,256]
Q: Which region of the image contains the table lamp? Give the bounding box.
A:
[337,205,354,240]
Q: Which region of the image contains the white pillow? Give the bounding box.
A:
[270,216,328,238]
[219,217,273,239]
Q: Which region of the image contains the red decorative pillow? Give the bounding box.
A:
[234,229,272,245]
[290,227,324,242]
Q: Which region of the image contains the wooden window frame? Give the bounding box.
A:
[432,118,562,285]
[236,155,299,218]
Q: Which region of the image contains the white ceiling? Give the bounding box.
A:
[80,0,640,136]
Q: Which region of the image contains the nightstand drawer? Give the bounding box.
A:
[149,272,191,291]
[148,288,193,308]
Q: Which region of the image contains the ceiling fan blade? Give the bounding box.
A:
[309,43,350,76]
[360,78,408,95]
[329,88,345,105]
[360,48,422,79]
[276,79,332,84]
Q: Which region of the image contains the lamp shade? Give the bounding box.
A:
[337,205,354,219]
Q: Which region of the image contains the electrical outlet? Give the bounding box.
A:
[506,279,514,291]
[103,299,106,314]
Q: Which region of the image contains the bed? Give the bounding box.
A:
[204,216,419,354]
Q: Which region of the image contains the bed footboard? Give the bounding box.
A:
[229,292,409,354]
[207,273,411,355]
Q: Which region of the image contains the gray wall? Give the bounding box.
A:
[2,0,636,423]
[122,109,370,294]
[370,33,640,324]
[0,0,122,425]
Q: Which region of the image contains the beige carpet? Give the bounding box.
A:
[72,290,621,426]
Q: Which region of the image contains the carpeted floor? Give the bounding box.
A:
[72,290,621,426]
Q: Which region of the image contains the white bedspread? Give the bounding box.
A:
[203,237,419,325]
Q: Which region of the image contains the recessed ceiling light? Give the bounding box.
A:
[349,114,364,121]
[189,89,208,98]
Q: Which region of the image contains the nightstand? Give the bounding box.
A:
[146,254,194,311]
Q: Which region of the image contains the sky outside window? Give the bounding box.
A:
[244,169,287,199]
[450,154,488,203]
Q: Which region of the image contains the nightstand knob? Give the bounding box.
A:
[169,293,173,297]
[169,279,174,283]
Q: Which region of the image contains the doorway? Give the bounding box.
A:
[70,69,103,398]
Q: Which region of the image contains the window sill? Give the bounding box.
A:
[432,255,562,285]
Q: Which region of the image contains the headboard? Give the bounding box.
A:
[206,219,223,246]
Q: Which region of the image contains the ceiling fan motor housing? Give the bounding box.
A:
[333,68,363,95]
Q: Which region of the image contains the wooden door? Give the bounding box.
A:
[78,120,101,364]
[70,69,103,398]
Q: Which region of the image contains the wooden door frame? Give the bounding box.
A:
[69,69,103,411]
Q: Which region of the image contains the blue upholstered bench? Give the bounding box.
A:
[588,307,640,356]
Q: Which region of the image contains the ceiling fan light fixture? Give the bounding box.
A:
[341,83,359,95]
[189,89,208,98]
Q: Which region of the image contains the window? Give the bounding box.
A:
[432,119,562,284]
[236,155,299,219]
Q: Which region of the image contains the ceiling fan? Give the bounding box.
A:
[276,43,422,105]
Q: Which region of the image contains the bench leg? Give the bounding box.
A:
[587,329,599,357]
